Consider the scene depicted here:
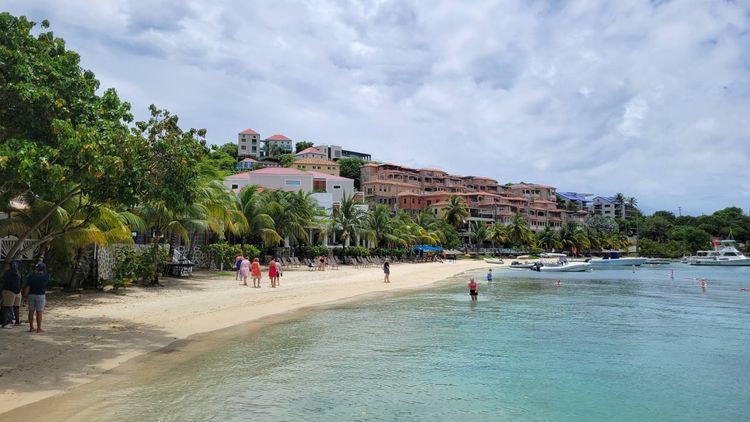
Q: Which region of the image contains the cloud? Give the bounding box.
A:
[4,0,750,215]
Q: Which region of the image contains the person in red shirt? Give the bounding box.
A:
[468,277,478,301]
[250,258,262,288]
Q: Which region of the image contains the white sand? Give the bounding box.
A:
[0,260,487,415]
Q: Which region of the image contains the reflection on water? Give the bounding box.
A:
[69,265,750,421]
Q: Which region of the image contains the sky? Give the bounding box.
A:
[4,0,750,216]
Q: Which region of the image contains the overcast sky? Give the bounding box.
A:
[5,1,750,215]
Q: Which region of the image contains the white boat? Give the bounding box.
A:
[484,258,504,265]
[690,241,750,266]
[509,261,534,269]
[531,253,592,272]
[588,251,646,267]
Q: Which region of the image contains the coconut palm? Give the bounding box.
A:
[507,213,534,249]
[262,189,318,246]
[368,204,405,247]
[468,221,489,250]
[614,192,627,219]
[488,223,509,249]
[444,195,469,229]
[333,193,374,247]
[536,225,561,251]
[239,186,282,246]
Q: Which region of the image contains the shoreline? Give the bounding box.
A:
[0,260,490,417]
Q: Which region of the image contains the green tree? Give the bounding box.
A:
[332,193,373,247]
[278,153,296,167]
[468,221,489,249]
[641,215,674,243]
[536,225,561,251]
[670,225,711,253]
[238,185,282,246]
[586,215,619,235]
[507,213,534,249]
[338,157,365,188]
[444,195,469,229]
[295,141,314,153]
[489,223,510,248]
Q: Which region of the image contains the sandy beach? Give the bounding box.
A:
[0,260,487,416]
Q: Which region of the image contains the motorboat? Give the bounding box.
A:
[531,253,592,272]
[484,258,504,265]
[690,241,750,266]
[588,251,646,268]
[509,261,535,269]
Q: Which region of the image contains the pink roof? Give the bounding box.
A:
[241,157,258,163]
[266,134,291,141]
[226,171,251,179]
[296,147,322,155]
[250,167,309,175]
[307,171,351,181]
[239,128,259,135]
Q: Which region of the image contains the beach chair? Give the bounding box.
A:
[303,258,316,270]
[291,257,302,268]
[327,256,340,270]
[355,256,367,268]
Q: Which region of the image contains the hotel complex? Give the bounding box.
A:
[229,127,631,231]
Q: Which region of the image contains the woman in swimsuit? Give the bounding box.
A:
[468,278,478,301]
[268,258,278,288]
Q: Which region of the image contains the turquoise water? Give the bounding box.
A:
[75,265,750,421]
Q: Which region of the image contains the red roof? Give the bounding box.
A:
[296,147,323,155]
[226,171,251,179]
[250,167,309,175]
[307,171,351,181]
[239,128,259,135]
[266,134,291,141]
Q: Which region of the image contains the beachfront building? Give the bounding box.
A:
[292,157,340,176]
[237,128,261,158]
[361,162,582,231]
[296,147,326,159]
[224,167,357,214]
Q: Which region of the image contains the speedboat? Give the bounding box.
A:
[690,241,750,266]
[531,253,592,272]
[484,258,504,265]
[531,261,592,272]
[509,261,534,269]
[588,251,646,268]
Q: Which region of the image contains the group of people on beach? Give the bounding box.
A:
[235,255,283,288]
[2,260,49,332]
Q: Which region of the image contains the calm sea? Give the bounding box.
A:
[69,265,750,421]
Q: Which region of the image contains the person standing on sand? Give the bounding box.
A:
[318,255,326,271]
[251,258,262,288]
[383,260,390,283]
[239,257,251,286]
[468,277,478,301]
[274,259,283,286]
[235,254,244,280]
[268,258,276,287]
[23,262,49,333]
[1,261,22,328]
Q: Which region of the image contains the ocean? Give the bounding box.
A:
[59,265,750,421]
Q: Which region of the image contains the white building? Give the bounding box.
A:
[237,128,261,158]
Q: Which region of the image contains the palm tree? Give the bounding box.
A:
[333,193,374,247]
[368,205,405,247]
[262,190,318,246]
[488,223,509,250]
[239,186,282,246]
[536,225,561,251]
[468,221,489,250]
[507,213,534,250]
[614,192,627,219]
[444,195,469,229]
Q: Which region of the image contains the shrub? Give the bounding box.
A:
[202,242,242,270]
[240,244,262,260]
[109,246,170,288]
[297,245,331,259]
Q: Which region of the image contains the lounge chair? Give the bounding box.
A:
[327,256,340,270]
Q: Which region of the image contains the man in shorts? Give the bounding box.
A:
[24,262,49,333]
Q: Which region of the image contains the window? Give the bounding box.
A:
[231,184,239,189]
[333,185,341,189]
[285,180,302,187]
[241,145,247,150]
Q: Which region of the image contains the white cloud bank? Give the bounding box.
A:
[5,0,750,215]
